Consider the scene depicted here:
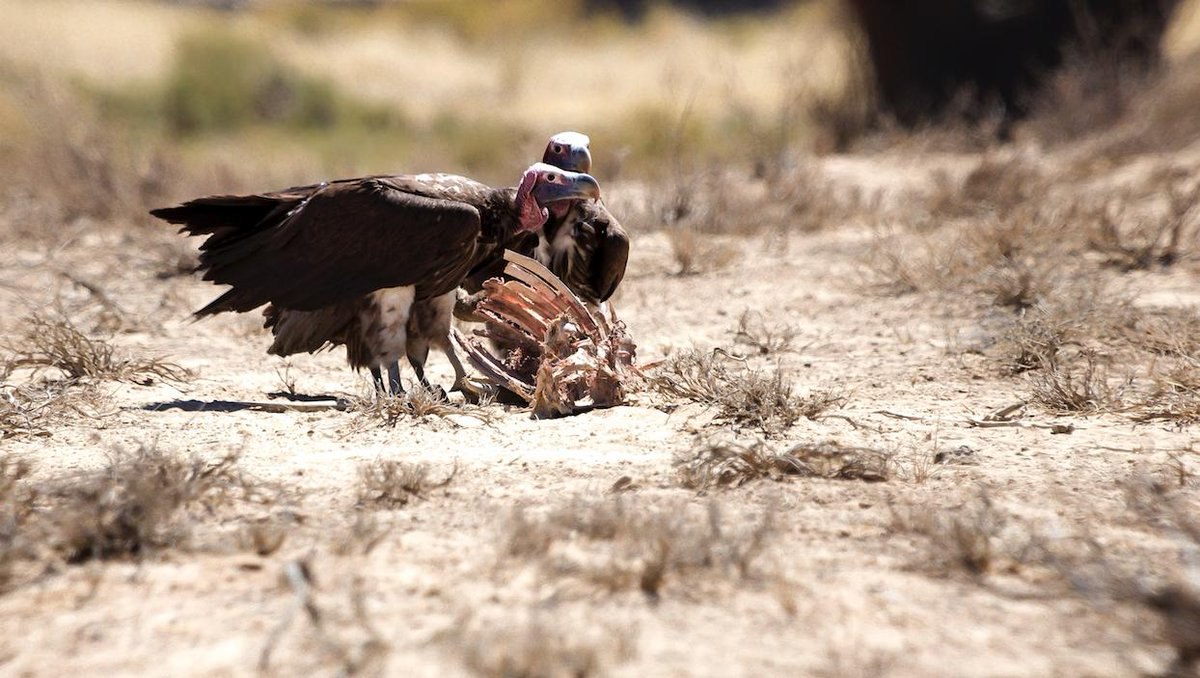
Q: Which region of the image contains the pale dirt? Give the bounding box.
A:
[0,148,1197,677]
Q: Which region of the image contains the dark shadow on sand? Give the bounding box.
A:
[142,398,347,413]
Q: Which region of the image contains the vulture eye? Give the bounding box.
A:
[551,144,564,154]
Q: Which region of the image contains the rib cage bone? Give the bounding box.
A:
[450,251,637,418]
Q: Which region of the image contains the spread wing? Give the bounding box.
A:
[152,177,485,315]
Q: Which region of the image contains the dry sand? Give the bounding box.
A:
[0,149,1196,677]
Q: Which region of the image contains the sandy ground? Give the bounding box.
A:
[0,149,1197,677]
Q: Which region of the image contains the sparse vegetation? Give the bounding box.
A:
[502,496,774,598]
[731,310,799,355]
[890,492,1045,578]
[356,459,456,509]
[346,387,495,428]
[676,439,890,489]
[649,348,844,435]
[448,607,635,678]
[4,314,191,385]
[1028,351,1129,415]
[0,446,265,594]
[3,1,1200,674]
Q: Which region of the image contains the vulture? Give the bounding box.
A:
[151,162,601,394]
[459,131,629,310]
[533,131,629,305]
[266,132,630,398]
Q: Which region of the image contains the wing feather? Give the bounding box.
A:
[157,178,486,315]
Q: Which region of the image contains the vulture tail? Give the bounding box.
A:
[150,189,318,317]
[150,194,299,238]
[262,303,359,357]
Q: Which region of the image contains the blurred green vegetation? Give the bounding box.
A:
[0,0,863,216]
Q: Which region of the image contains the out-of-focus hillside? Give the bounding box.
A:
[0,0,857,192]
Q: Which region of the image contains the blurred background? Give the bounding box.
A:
[0,0,1197,235]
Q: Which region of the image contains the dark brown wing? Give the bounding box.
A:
[152,177,486,315]
[544,201,629,304]
[590,206,629,302]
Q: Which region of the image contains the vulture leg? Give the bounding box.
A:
[369,366,388,395]
[387,362,404,396]
[405,354,448,401]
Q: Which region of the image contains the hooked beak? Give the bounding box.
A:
[536,171,601,205]
[568,145,592,174]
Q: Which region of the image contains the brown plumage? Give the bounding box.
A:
[263,133,629,398]
[152,163,600,394]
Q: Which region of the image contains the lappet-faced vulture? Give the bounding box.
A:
[459,131,629,309]
[151,163,601,394]
[263,132,630,398]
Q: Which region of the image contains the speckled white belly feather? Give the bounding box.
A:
[364,286,415,366]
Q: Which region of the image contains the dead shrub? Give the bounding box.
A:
[731,310,799,355]
[930,154,1047,220]
[0,446,260,584]
[501,497,774,598]
[1129,359,1200,426]
[891,492,1044,577]
[356,460,456,509]
[45,447,248,563]
[346,387,495,429]
[329,511,392,557]
[5,314,191,385]
[665,227,739,276]
[1029,351,1128,414]
[650,348,842,436]
[677,440,890,490]
[1127,308,1200,359]
[449,607,635,678]
[0,380,92,440]
[995,312,1074,374]
[1082,171,1199,271]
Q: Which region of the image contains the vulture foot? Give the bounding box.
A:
[370,365,405,397]
[450,251,638,418]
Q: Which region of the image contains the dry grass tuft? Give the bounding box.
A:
[501,497,774,598]
[0,446,262,588]
[449,607,635,678]
[664,227,740,276]
[356,460,456,509]
[0,380,92,440]
[45,447,247,564]
[731,310,800,355]
[890,492,1044,577]
[347,387,495,428]
[677,439,890,490]
[1081,168,1199,271]
[5,314,191,385]
[1129,359,1200,425]
[650,348,843,436]
[1028,352,1128,415]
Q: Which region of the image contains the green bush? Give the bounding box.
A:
[163,29,342,134]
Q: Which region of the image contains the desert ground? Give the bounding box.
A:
[2,2,1200,677]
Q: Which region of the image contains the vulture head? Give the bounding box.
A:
[515,162,601,233]
[542,131,592,174]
